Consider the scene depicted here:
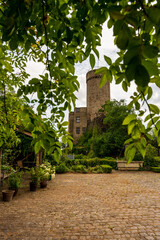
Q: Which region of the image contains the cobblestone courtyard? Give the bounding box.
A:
[0,171,160,240]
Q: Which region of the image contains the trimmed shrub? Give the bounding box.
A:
[74,154,86,159]
[56,163,69,174]
[71,165,87,173]
[77,157,117,169]
[88,166,103,173]
[98,158,117,169]
[153,157,160,166]
[65,158,80,168]
[100,165,112,173]
[151,167,160,173]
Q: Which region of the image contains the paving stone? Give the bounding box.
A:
[0,172,160,239]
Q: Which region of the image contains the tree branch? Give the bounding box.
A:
[141,91,158,130]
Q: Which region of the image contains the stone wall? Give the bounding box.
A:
[86,69,110,122]
[68,107,87,143]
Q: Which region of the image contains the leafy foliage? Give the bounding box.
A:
[0,0,160,161]
[76,100,133,158]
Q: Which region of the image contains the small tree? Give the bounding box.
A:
[76,100,133,158]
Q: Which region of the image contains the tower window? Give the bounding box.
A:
[76,116,80,123]
[76,127,80,134]
[76,108,80,112]
[82,127,86,134]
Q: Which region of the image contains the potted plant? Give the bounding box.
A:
[39,167,49,188]
[2,189,15,202]
[48,165,56,181]
[29,167,39,191]
[7,171,23,196]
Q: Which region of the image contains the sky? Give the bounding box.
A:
[26,23,160,122]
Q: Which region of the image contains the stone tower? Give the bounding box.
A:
[68,69,110,143]
[86,69,110,122]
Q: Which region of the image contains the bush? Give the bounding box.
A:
[151,167,160,173]
[88,166,103,173]
[76,157,117,169]
[71,165,87,173]
[56,163,69,174]
[98,158,117,169]
[133,144,158,170]
[74,154,86,159]
[100,165,112,173]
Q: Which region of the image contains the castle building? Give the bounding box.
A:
[68,69,110,143]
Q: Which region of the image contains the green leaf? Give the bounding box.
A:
[116,76,123,84]
[25,40,31,52]
[54,150,60,163]
[89,54,95,69]
[17,89,23,97]
[144,113,154,122]
[68,139,73,150]
[125,146,136,164]
[141,137,147,148]
[147,87,153,100]
[147,7,160,25]
[106,70,112,83]
[9,38,18,50]
[128,120,136,135]
[142,60,159,77]
[135,65,150,87]
[125,59,137,82]
[122,81,128,92]
[116,30,129,50]
[124,47,140,65]
[95,67,107,74]
[62,136,67,144]
[29,78,40,84]
[156,120,160,130]
[142,45,159,59]
[107,19,113,29]
[147,117,159,128]
[124,138,133,145]
[136,142,146,158]
[123,114,137,125]
[132,125,141,140]
[104,55,112,65]
[110,11,124,20]
[99,74,108,88]
[34,141,41,154]
[62,121,69,126]
[149,104,159,114]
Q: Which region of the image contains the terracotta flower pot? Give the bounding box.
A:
[9,187,18,197]
[40,180,47,188]
[30,182,37,191]
[2,190,15,202]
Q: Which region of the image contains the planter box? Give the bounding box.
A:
[117,161,144,171]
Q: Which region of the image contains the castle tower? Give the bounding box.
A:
[68,69,111,143]
[86,69,110,122]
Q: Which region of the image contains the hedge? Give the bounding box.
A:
[151,167,160,173]
[100,165,112,173]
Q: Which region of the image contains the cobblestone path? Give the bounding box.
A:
[0,171,160,240]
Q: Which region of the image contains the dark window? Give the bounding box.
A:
[82,127,86,134]
[76,127,80,134]
[76,108,80,112]
[76,116,80,123]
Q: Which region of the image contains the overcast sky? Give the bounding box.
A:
[26,23,160,121]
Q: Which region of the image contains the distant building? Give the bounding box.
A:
[68,69,110,143]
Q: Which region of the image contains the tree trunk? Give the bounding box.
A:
[0,149,2,187]
[36,152,40,167]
